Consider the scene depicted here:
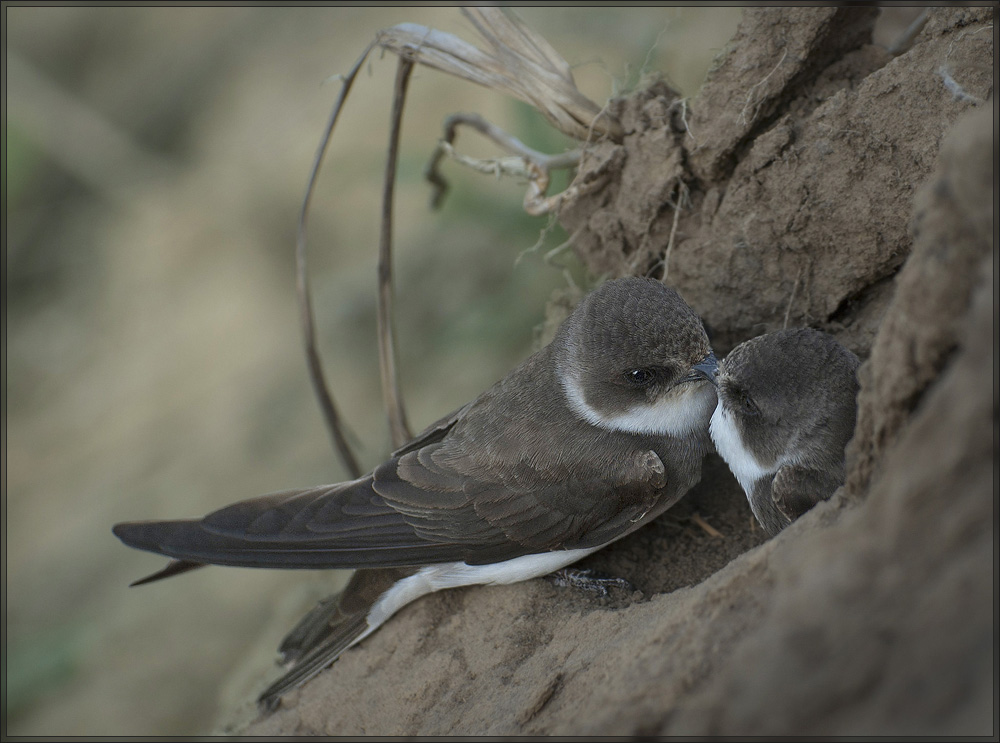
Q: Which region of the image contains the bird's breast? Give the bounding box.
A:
[709,404,773,495]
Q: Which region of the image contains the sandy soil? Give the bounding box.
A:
[228,7,995,736]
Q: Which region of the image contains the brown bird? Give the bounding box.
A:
[113,276,719,710]
[709,328,860,535]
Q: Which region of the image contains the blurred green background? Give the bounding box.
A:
[5,7,748,735]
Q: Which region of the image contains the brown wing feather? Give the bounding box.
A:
[113,350,672,571]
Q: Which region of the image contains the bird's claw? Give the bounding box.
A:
[548,567,636,597]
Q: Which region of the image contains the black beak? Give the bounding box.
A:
[684,351,718,385]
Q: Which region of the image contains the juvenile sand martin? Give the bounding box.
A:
[708,328,860,536]
[113,276,719,709]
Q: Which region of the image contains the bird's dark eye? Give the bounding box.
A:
[627,368,656,386]
[723,383,760,417]
[740,392,760,417]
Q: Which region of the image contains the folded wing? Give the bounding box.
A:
[113,362,670,572]
[112,477,474,569]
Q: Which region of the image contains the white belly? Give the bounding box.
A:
[348,548,601,650]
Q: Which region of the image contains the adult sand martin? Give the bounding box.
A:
[708,328,860,536]
[113,276,718,710]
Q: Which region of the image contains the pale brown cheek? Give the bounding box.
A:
[594,386,638,417]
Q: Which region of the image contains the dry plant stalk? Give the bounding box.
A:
[376,9,623,143]
[424,112,584,216]
[377,57,415,447]
[298,8,621,466]
[296,44,372,477]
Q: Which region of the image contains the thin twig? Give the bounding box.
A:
[543,225,584,266]
[738,49,788,128]
[297,44,376,478]
[523,159,603,217]
[661,181,688,284]
[783,265,803,330]
[378,56,415,448]
[425,112,580,210]
[670,97,696,144]
[514,212,561,268]
[433,141,530,181]
[297,9,618,463]
[691,513,724,539]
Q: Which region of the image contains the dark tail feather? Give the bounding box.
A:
[112,518,462,569]
[129,559,205,586]
[259,568,416,711]
[277,593,343,665]
[257,612,370,713]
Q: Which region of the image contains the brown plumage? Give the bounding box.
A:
[113,276,719,710]
[710,328,860,535]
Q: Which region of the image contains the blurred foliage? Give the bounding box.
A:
[5,124,42,209]
[5,6,743,736]
[5,622,89,721]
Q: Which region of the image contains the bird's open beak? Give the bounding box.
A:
[684,352,718,385]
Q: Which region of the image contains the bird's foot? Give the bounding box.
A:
[548,568,636,597]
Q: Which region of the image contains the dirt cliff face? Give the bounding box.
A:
[232,7,994,735]
[559,6,991,358]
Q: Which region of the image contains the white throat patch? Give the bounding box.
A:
[561,372,716,438]
[709,404,773,494]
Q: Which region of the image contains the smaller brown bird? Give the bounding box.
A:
[708,328,860,535]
